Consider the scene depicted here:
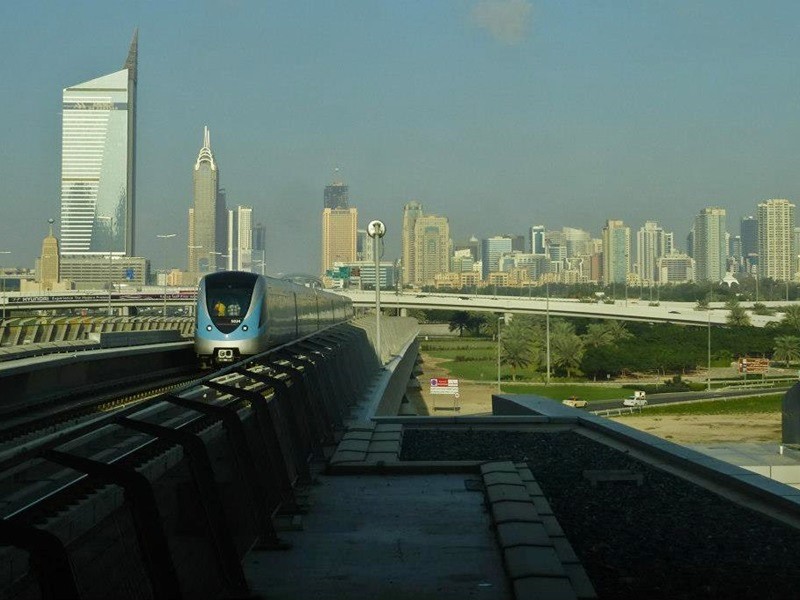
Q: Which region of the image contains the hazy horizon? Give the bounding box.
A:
[2,1,800,273]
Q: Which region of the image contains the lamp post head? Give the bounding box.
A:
[367,220,386,238]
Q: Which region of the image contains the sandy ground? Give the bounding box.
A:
[412,355,782,444]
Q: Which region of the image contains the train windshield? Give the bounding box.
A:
[205,271,258,333]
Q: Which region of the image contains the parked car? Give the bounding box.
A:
[562,396,587,408]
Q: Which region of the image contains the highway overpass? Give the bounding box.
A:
[334,289,790,327]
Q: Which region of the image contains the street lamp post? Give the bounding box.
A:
[546,282,551,385]
[497,316,504,392]
[0,251,10,325]
[367,220,386,364]
[98,216,114,316]
[157,233,177,317]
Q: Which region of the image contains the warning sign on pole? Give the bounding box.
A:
[430,377,460,411]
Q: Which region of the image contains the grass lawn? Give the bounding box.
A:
[617,394,782,417]
[499,384,627,402]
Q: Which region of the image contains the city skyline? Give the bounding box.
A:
[3,2,800,274]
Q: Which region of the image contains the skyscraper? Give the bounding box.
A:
[228,205,253,271]
[636,221,666,284]
[481,236,513,280]
[402,201,423,285]
[740,216,758,258]
[39,221,60,290]
[321,207,358,273]
[188,126,225,274]
[529,225,546,254]
[324,176,349,209]
[693,207,727,282]
[60,30,138,257]
[602,220,630,285]
[757,199,795,281]
[413,215,450,286]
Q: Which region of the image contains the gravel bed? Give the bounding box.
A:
[400,429,800,599]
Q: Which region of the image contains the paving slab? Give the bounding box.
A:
[244,474,510,600]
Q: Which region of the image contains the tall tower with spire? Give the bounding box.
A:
[60,29,138,258]
[188,126,225,275]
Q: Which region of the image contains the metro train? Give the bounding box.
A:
[194,271,353,366]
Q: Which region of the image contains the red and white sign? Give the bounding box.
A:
[430,377,460,396]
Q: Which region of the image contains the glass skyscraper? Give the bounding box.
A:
[60,30,137,257]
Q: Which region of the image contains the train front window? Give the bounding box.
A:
[205,272,257,333]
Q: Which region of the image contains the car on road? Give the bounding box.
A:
[562,396,587,408]
[668,310,680,314]
[623,397,648,407]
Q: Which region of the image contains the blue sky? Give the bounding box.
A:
[2,1,800,274]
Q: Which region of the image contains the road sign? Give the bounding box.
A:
[430,377,459,395]
[738,357,769,374]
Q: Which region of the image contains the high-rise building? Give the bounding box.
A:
[413,215,450,286]
[757,199,795,281]
[228,205,253,271]
[188,126,225,274]
[60,30,138,258]
[740,216,759,258]
[636,221,666,283]
[252,221,266,275]
[38,221,61,290]
[562,227,591,258]
[324,176,349,209]
[321,207,358,273]
[693,207,727,282]
[510,235,526,253]
[357,229,375,262]
[601,220,630,285]
[529,225,546,254]
[401,201,423,285]
[659,253,695,283]
[481,236,513,280]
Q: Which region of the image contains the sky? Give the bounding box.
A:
[2,0,800,275]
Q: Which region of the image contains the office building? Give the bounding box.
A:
[636,221,666,284]
[60,31,138,257]
[252,222,266,275]
[228,205,253,271]
[757,199,795,281]
[37,221,61,290]
[324,177,349,209]
[482,236,513,280]
[741,216,759,258]
[60,255,148,290]
[529,225,546,254]
[659,253,695,284]
[188,126,226,274]
[413,215,450,286]
[693,207,727,282]
[601,220,630,285]
[321,207,358,273]
[401,201,423,285]
[562,227,592,258]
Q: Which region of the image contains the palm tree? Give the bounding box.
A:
[584,320,633,347]
[550,332,584,378]
[725,298,751,327]
[500,327,537,381]
[773,336,800,367]
[781,305,800,330]
[448,311,472,337]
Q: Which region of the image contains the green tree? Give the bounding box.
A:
[725,298,751,327]
[773,336,800,367]
[550,330,584,378]
[781,305,800,330]
[583,320,633,347]
[500,326,537,381]
[448,311,472,337]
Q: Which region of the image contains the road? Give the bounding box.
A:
[588,385,791,412]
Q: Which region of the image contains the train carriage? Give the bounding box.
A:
[195,271,353,366]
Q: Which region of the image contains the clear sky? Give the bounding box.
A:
[2,1,800,274]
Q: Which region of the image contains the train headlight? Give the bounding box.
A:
[242,325,249,331]
[206,325,213,331]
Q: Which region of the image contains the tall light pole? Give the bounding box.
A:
[707,298,712,392]
[546,282,551,385]
[157,233,177,317]
[497,316,504,392]
[0,251,10,324]
[98,216,114,316]
[367,220,386,364]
